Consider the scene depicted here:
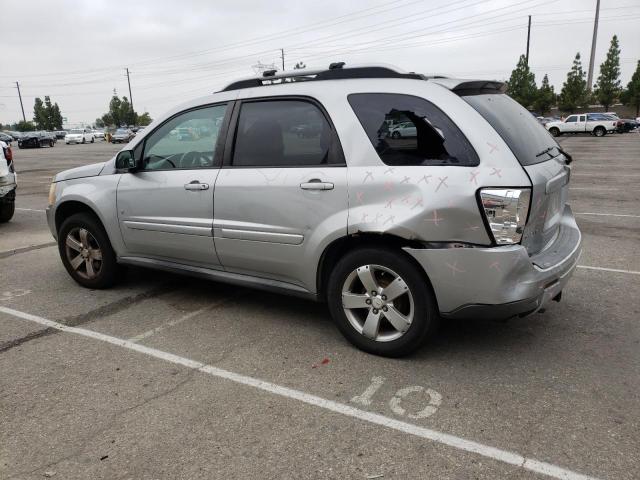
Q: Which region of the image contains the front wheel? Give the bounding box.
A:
[593,126,606,137]
[58,213,120,289]
[549,127,560,137]
[49,140,54,147]
[91,137,94,143]
[327,248,438,357]
[391,131,401,139]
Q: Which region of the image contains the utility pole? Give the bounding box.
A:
[280,49,285,71]
[587,0,601,91]
[15,81,26,123]
[125,68,134,117]
[525,15,532,66]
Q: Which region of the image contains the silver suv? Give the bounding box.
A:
[46,65,582,357]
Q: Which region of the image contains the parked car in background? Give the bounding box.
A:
[44,131,58,144]
[45,64,582,357]
[111,128,134,143]
[18,131,55,148]
[65,128,94,144]
[92,129,105,140]
[538,116,560,126]
[0,140,16,222]
[55,130,67,139]
[6,131,23,141]
[388,121,417,138]
[0,132,13,145]
[615,118,638,133]
[545,113,617,137]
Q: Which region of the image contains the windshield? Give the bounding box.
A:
[115,129,128,134]
[462,93,559,166]
[69,129,82,134]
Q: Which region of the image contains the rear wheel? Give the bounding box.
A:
[391,131,401,139]
[49,140,54,147]
[327,248,438,357]
[91,137,94,143]
[0,202,15,223]
[549,127,560,137]
[593,126,606,137]
[58,213,120,289]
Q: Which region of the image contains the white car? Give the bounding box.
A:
[92,129,105,140]
[0,140,17,222]
[545,113,618,137]
[388,121,417,138]
[65,128,95,144]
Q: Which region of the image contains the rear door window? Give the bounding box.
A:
[348,93,478,166]
[462,93,559,166]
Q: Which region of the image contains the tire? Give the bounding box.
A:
[49,140,54,147]
[593,126,606,137]
[0,202,15,223]
[57,212,120,289]
[327,248,438,357]
[391,131,401,139]
[91,137,94,143]
[81,137,86,144]
[549,127,560,137]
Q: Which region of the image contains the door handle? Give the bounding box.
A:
[300,179,334,190]
[184,181,209,191]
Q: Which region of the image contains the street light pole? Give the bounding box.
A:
[587,0,601,91]
[15,81,26,123]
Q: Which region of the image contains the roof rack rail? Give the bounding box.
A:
[221,63,426,92]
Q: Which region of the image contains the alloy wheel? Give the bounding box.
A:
[341,264,414,342]
[65,227,103,280]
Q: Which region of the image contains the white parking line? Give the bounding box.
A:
[128,306,210,342]
[577,265,640,275]
[16,208,45,213]
[575,212,640,218]
[0,305,600,480]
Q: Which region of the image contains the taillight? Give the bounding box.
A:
[5,146,13,164]
[479,188,531,245]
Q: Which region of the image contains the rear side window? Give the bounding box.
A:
[348,93,479,166]
[232,100,340,167]
[463,93,558,166]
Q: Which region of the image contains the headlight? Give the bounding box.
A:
[479,188,531,245]
[48,182,56,206]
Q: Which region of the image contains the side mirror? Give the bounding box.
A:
[115,150,138,171]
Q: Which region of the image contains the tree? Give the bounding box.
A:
[593,35,621,111]
[33,97,47,129]
[620,60,640,117]
[16,120,36,132]
[506,54,537,109]
[533,74,555,115]
[558,53,589,113]
[95,118,105,128]
[136,112,152,126]
[100,93,142,127]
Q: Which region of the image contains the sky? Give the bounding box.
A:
[1,0,639,127]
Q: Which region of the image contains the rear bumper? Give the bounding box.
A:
[404,205,581,320]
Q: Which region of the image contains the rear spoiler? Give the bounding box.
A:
[429,78,506,96]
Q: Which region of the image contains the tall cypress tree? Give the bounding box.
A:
[506,54,537,109]
[558,53,588,114]
[620,60,640,117]
[533,74,556,115]
[33,97,47,129]
[594,35,622,111]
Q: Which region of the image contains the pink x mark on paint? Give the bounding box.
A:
[385,198,395,209]
[400,176,411,184]
[487,142,499,153]
[489,261,501,272]
[424,210,443,226]
[446,261,465,276]
[469,171,480,185]
[436,176,448,192]
[417,174,432,184]
[383,215,395,225]
[374,213,383,223]
[410,198,424,210]
[384,167,396,175]
[383,181,394,191]
[356,192,364,204]
[490,167,502,178]
[363,171,374,183]
[361,213,369,222]
[401,195,411,204]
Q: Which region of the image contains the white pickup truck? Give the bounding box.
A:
[545,113,618,137]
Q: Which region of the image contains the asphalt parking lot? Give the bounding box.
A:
[1,134,639,480]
